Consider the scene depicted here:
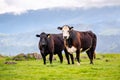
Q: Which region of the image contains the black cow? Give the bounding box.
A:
[58,25,97,65]
[36,32,65,65]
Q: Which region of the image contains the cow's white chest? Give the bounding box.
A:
[66,46,77,54]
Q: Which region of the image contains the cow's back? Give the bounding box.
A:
[52,34,64,54]
[78,31,94,51]
[87,31,97,50]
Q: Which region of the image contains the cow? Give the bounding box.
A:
[58,25,97,65]
[36,32,66,65]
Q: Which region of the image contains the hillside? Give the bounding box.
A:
[97,35,120,53]
[0,31,120,56]
[0,54,120,80]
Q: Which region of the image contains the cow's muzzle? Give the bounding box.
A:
[63,36,67,39]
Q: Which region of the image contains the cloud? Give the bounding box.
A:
[99,28,120,36]
[0,0,120,15]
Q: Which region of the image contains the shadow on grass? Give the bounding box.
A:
[46,64,59,67]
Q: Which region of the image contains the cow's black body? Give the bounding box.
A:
[36,32,65,64]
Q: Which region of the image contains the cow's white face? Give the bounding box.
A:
[62,26,70,39]
[58,25,73,39]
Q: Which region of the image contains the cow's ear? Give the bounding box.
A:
[36,34,40,37]
[70,26,74,30]
[47,34,51,38]
[57,27,62,30]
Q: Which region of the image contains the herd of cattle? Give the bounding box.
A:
[36,25,97,65]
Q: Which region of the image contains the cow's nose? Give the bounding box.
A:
[64,36,67,39]
[42,43,46,46]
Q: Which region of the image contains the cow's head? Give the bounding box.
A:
[58,25,73,39]
[36,32,50,53]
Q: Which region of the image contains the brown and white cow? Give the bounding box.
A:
[58,25,97,65]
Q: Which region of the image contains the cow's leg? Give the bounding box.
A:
[76,50,80,65]
[49,53,53,64]
[41,54,46,65]
[87,50,93,64]
[64,49,70,64]
[57,52,63,63]
[69,54,74,64]
[65,52,70,64]
[90,49,96,64]
[43,56,46,65]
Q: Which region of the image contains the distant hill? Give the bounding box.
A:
[97,35,120,53]
[0,32,39,56]
[0,29,120,56]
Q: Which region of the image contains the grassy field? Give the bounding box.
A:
[0,53,120,80]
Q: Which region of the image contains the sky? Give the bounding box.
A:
[0,0,120,34]
[0,0,120,15]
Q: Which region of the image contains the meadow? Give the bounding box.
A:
[0,53,120,80]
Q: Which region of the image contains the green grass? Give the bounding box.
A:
[0,53,120,80]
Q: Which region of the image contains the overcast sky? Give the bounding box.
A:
[0,0,120,15]
[0,0,120,34]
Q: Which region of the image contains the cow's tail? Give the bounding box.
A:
[93,52,96,59]
[93,33,97,59]
[91,31,97,59]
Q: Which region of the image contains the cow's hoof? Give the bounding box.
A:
[90,63,94,65]
[76,62,80,65]
[72,62,74,64]
[68,63,70,64]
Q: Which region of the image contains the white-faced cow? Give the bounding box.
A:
[58,25,97,65]
[36,32,69,65]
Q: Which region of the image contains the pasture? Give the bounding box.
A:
[0,53,120,80]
